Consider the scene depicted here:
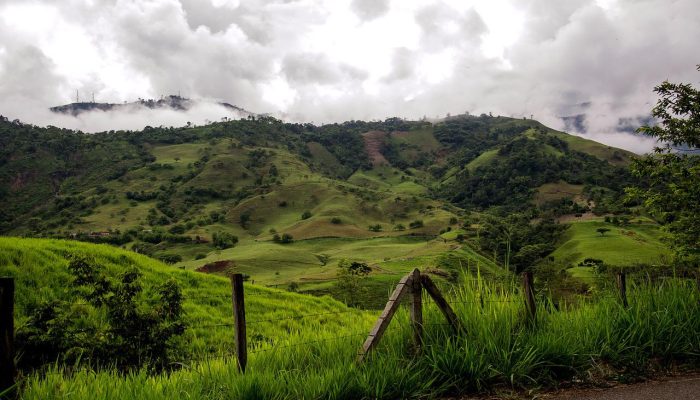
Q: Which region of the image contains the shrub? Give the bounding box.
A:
[301,211,312,220]
[409,220,424,229]
[158,254,183,264]
[368,224,383,232]
[16,258,185,372]
[212,232,238,249]
[330,217,342,224]
[273,233,294,244]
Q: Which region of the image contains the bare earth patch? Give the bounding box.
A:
[361,130,389,166]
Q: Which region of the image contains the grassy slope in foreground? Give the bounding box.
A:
[0,237,374,356]
[19,269,700,399]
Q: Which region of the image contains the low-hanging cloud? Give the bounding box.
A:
[0,0,698,152]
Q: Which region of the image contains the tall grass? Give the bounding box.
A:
[18,274,699,399]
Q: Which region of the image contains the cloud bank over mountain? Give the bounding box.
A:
[0,0,698,152]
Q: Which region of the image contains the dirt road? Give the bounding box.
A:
[548,375,700,399]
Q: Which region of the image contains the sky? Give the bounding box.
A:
[0,0,698,153]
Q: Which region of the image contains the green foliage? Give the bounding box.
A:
[368,224,383,232]
[17,276,700,399]
[408,220,424,229]
[212,232,238,249]
[315,253,330,265]
[330,217,342,224]
[479,214,566,273]
[272,233,293,244]
[627,69,700,264]
[16,257,185,372]
[596,227,611,236]
[334,259,371,307]
[301,210,312,220]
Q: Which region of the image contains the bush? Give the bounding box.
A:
[393,224,406,231]
[168,225,186,234]
[16,258,185,372]
[409,220,424,229]
[158,254,183,264]
[330,217,342,224]
[273,233,294,244]
[212,232,239,249]
[301,211,312,220]
[368,224,383,232]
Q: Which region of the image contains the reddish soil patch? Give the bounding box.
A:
[361,131,389,166]
[196,260,233,273]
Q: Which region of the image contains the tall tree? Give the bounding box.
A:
[627,66,700,265]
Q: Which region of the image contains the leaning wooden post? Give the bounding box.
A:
[357,273,412,362]
[0,278,15,395]
[410,268,423,351]
[522,271,536,324]
[231,274,247,373]
[616,272,628,308]
[420,274,465,335]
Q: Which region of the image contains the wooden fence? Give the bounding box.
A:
[0,269,680,393]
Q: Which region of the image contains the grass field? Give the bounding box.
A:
[551,219,670,268]
[534,181,585,205]
[8,238,698,399]
[0,237,375,357]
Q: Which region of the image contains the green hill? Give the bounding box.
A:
[0,113,655,301]
[0,237,373,356]
[551,218,671,268]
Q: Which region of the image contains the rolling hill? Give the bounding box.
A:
[0,113,663,299]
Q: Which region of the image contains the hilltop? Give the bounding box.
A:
[49,95,255,118]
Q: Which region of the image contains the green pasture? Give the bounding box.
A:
[551,220,670,267]
[13,244,699,399]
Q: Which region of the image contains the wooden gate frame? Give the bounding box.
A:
[357,268,463,362]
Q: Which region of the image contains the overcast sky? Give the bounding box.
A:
[0,0,698,152]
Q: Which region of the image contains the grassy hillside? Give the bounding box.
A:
[7,238,697,399]
[0,237,374,357]
[0,114,648,306]
[551,219,671,268]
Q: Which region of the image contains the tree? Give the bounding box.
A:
[212,231,238,249]
[334,259,371,307]
[596,227,611,237]
[627,66,700,264]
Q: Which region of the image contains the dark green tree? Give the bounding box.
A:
[627,66,700,264]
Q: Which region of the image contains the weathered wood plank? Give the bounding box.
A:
[231,274,247,373]
[357,274,413,362]
[616,272,628,308]
[410,269,423,350]
[522,271,536,323]
[421,274,465,335]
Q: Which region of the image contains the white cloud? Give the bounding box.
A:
[0,0,698,153]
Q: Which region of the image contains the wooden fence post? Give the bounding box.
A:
[616,272,628,308]
[357,273,412,362]
[231,274,247,373]
[0,277,15,396]
[410,269,423,351]
[522,271,536,323]
[420,274,465,335]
